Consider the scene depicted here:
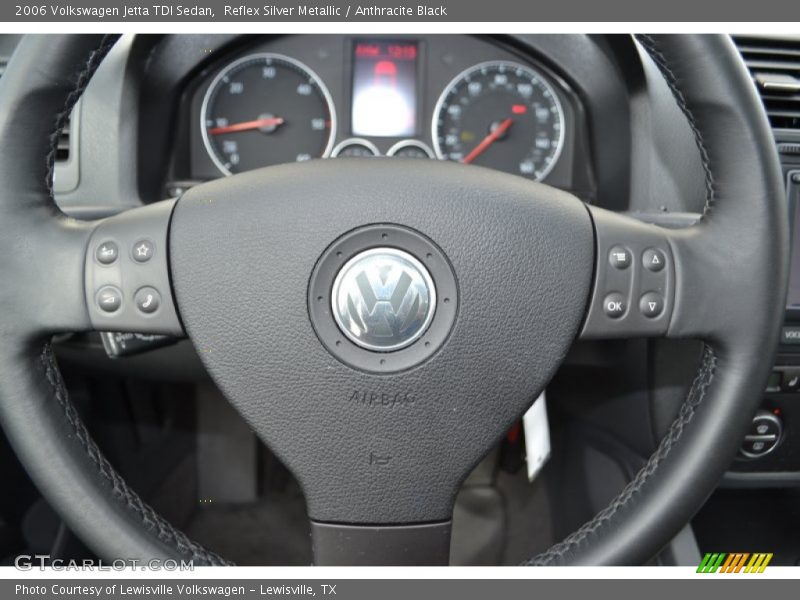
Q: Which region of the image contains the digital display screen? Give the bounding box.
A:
[351,40,418,137]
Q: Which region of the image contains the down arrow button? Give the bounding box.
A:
[640,292,664,318]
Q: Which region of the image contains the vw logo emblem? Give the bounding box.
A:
[332,248,436,351]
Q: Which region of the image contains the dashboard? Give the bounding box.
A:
[169,35,588,196]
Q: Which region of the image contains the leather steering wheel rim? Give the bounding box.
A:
[0,34,787,566]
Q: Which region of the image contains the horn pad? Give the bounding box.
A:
[169,159,594,524]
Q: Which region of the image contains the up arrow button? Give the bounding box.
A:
[643,248,666,272]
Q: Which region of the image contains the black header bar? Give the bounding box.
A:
[3,0,800,22]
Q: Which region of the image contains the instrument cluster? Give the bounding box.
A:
[184,35,586,190]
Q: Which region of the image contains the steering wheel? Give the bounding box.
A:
[0,34,787,566]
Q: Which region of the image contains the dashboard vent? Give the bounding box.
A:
[0,59,70,162]
[735,36,800,130]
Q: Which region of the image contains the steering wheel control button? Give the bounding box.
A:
[639,292,664,318]
[608,246,631,269]
[740,412,782,459]
[132,239,155,263]
[642,248,666,272]
[309,225,458,373]
[134,287,161,315]
[332,248,436,351]
[603,293,626,319]
[84,199,183,335]
[95,241,119,265]
[781,326,800,344]
[580,208,675,339]
[96,286,122,313]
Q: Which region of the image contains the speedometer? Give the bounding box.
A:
[200,53,336,175]
[432,61,564,181]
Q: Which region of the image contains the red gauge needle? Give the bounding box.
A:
[208,116,285,135]
[461,117,513,165]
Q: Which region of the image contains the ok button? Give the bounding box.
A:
[603,292,627,319]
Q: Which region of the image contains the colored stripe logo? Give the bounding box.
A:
[697,553,773,573]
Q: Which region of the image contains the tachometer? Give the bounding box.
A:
[201,53,336,175]
[432,61,564,181]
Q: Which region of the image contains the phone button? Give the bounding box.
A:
[134,286,161,315]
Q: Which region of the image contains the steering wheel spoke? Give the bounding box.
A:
[83,199,183,337]
[580,202,766,346]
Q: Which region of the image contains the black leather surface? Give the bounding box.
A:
[170,159,594,524]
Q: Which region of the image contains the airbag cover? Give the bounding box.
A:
[170,159,593,523]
